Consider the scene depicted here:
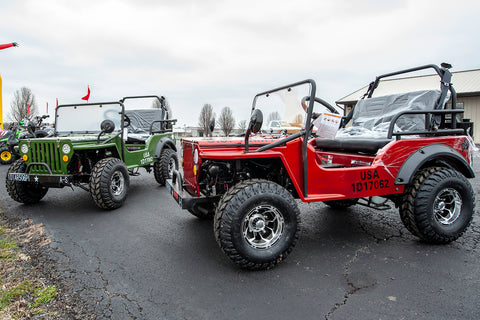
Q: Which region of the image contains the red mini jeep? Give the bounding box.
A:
[166,63,476,270]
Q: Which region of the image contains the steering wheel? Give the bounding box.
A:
[123,114,131,128]
[301,96,339,115]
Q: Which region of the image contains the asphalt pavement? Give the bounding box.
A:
[0,157,479,320]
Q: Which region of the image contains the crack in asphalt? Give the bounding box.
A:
[355,206,480,252]
[471,225,480,250]
[49,234,144,319]
[324,245,372,320]
[357,218,406,243]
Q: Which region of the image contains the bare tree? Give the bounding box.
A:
[152,96,172,118]
[238,119,247,132]
[9,87,37,122]
[198,103,214,136]
[267,111,281,123]
[293,114,303,125]
[218,106,236,136]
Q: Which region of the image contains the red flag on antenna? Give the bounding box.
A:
[27,104,30,114]
[56,98,58,110]
[0,42,18,50]
[81,86,90,102]
[46,102,48,114]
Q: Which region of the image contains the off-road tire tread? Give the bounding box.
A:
[89,157,129,210]
[33,130,48,138]
[154,148,178,186]
[214,179,300,270]
[400,167,474,243]
[6,159,48,204]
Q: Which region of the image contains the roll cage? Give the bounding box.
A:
[120,95,177,133]
[242,63,466,197]
[53,95,176,162]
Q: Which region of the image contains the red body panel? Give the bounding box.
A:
[181,135,472,202]
[182,140,198,195]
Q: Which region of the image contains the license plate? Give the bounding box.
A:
[8,173,30,182]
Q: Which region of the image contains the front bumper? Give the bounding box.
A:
[165,172,218,210]
[7,172,74,188]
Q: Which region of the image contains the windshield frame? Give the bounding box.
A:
[249,79,317,197]
[251,79,316,127]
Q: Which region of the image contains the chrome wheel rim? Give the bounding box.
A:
[434,188,462,225]
[242,204,284,249]
[168,157,176,177]
[110,171,125,196]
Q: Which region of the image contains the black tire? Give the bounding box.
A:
[188,203,215,220]
[400,167,475,244]
[33,130,48,138]
[0,146,14,165]
[214,179,300,270]
[89,158,129,210]
[6,159,48,204]
[154,148,178,186]
[324,198,358,209]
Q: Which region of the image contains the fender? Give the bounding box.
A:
[395,144,474,185]
[154,137,177,159]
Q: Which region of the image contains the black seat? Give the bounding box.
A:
[316,138,391,155]
[126,133,148,144]
[126,125,150,144]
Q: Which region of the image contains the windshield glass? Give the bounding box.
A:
[251,80,337,134]
[55,103,123,134]
[252,81,313,133]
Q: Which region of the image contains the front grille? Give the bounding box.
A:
[29,141,63,174]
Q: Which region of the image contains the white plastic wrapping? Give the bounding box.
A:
[336,90,445,139]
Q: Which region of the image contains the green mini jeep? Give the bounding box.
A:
[6,95,178,209]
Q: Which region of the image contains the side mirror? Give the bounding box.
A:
[97,120,120,144]
[244,109,263,152]
[249,109,263,133]
[208,118,215,137]
[100,119,115,133]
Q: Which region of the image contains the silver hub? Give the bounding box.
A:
[249,214,266,232]
[242,204,284,249]
[434,188,462,225]
[110,171,125,196]
[168,158,176,177]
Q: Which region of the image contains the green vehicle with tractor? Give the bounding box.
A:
[6,95,178,209]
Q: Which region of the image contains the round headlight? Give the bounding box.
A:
[62,144,71,154]
[20,144,29,154]
[193,149,199,164]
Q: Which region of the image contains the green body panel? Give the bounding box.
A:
[123,133,173,168]
[17,132,173,174]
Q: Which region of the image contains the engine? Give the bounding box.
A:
[197,158,291,197]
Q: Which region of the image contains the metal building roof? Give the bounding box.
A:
[336,69,480,105]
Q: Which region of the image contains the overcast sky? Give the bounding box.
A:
[1,0,479,126]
